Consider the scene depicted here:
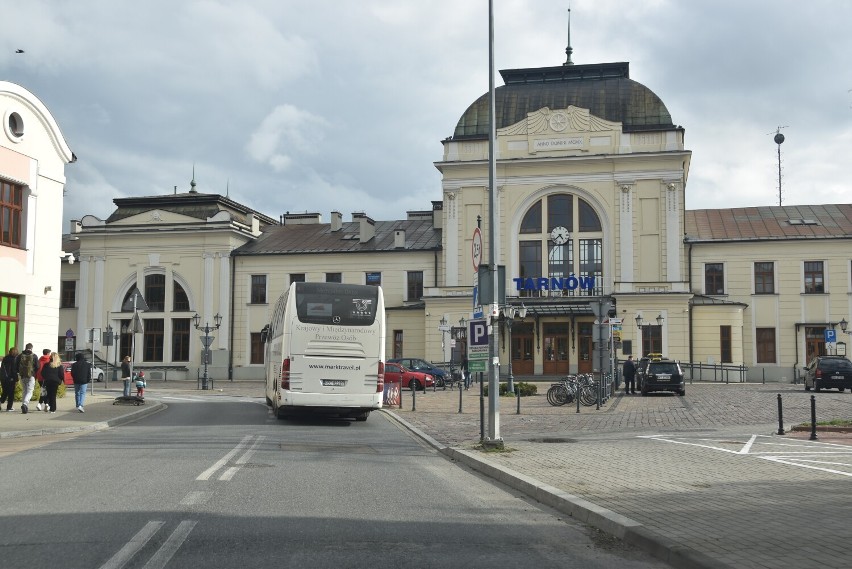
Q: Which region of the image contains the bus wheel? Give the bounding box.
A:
[355,412,370,422]
[265,396,272,406]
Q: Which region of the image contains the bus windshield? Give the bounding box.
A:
[294,282,379,326]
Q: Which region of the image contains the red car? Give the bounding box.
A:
[384,362,434,391]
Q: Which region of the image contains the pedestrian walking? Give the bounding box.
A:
[70,352,92,412]
[121,355,132,397]
[16,343,37,413]
[622,355,636,395]
[40,352,64,413]
[461,352,470,390]
[36,348,51,412]
[1,347,19,411]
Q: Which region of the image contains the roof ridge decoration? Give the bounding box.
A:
[498,105,619,136]
[563,5,574,66]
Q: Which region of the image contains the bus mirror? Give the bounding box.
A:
[260,325,269,344]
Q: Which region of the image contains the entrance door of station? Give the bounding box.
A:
[805,326,826,364]
[511,322,534,375]
[542,323,570,375]
[577,322,593,374]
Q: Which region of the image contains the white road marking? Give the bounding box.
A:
[196,434,254,481]
[98,521,164,569]
[180,491,212,505]
[640,433,852,477]
[141,520,198,569]
[738,434,758,454]
[219,435,265,481]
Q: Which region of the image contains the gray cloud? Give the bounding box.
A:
[2,0,849,226]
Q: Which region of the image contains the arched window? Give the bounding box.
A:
[520,200,541,233]
[578,198,601,231]
[145,274,165,311]
[173,281,190,311]
[517,193,603,297]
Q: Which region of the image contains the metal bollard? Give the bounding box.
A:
[458,382,463,414]
[516,387,521,414]
[776,394,785,435]
[809,395,817,441]
[411,384,416,412]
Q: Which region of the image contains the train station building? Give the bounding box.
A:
[56,54,852,383]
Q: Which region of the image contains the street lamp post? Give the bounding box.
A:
[105,324,113,388]
[502,304,527,394]
[193,313,222,390]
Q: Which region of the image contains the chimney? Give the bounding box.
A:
[432,201,443,229]
[353,212,375,243]
[330,211,343,232]
[394,229,406,248]
[283,213,321,225]
[69,220,82,234]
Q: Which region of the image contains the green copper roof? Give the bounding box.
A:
[452,62,674,139]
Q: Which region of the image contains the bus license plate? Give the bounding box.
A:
[322,379,346,387]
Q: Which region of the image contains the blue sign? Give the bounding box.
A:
[469,320,489,348]
[513,275,595,292]
[825,329,837,344]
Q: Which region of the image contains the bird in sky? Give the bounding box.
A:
[15,49,24,53]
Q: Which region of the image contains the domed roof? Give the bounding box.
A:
[452,62,674,140]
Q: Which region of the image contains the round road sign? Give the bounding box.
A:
[472,227,483,272]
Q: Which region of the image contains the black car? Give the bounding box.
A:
[803,356,852,392]
[639,358,685,396]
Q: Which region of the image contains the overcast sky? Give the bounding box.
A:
[3,0,851,228]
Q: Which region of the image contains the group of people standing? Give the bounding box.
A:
[0,343,93,413]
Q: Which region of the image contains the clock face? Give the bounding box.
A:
[550,226,569,245]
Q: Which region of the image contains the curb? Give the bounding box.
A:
[0,401,166,439]
[381,409,735,569]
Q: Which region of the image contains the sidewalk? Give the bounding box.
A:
[2,380,850,569]
[0,379,252,439]
[385,382,852,569]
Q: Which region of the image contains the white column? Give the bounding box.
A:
[92,256,105,332]
[218,253,230,348]
[203,252,215,323]
[665,183,682,288]
[77,256,91,346]
[445,190,459,286]
[618,185,634,292]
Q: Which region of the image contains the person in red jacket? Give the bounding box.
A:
[36,348,51,412]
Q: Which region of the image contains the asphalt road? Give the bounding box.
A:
[0,398,669,569]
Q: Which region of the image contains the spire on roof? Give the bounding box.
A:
[189,165,197,194]
[563,6,574,66]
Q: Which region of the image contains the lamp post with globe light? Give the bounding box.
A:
[194,313,222,390]
[502,304,527,394]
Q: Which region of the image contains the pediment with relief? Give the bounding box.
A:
[497,106,620,136]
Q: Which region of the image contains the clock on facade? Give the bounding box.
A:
[550,226,570,245]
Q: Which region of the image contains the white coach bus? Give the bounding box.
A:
[262,282,385,421]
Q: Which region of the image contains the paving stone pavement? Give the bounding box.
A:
[388,381,852,569]
[2,379,850,568]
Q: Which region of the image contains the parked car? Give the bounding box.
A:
[387,358,447,387]
[803,355,852,392]
[61,362,106,385]
[639,357,685,396]
[384,362,435,391]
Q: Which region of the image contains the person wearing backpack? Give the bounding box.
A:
[70,352,92,412]
[17,343,36,414]
[36,348,51,412]
[1,347,19,411]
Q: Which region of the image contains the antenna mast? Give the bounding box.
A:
[772,126,787,206]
